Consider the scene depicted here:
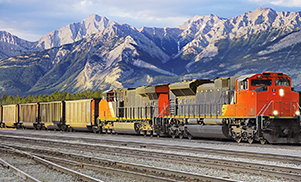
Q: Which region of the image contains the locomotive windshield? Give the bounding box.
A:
[275,79,290,86]
[251,79,272,87]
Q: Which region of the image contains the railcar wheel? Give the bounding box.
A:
[248,138,254,144]
[188,134,193,140]
[260,139,267,145]
[68,127,73,132]
[179,134,183,139]
[92,127,99,134]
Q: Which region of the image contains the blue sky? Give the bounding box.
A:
[0,0,300,41]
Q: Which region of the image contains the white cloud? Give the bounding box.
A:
[248,0,301,7]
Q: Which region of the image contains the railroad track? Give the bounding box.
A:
[1,132,301,164]
[1,133,301,181]
[0,145,102,182]
[0,144,235,182]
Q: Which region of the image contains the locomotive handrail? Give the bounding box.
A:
[257,104,267,117]
[260,100,274,117]
[156,104,167,118]
[295,102,301,110]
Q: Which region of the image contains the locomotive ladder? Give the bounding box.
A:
[256,100,274,137]
[152,104,168,135]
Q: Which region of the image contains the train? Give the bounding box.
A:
[0,72,300,144]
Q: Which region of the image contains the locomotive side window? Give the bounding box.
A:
[240,79,248,90]
[275,79,290,86]
[251,79,272,86]
[107,92,115,102]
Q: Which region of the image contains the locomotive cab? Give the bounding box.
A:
[235,72,300,118]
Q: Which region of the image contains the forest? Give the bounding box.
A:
[0,90,103,105]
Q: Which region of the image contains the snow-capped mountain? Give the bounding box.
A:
[1,8,301,96]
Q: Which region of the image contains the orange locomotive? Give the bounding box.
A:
[98,72,301,144]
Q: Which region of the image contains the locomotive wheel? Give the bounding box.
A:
[235,137,242,143]
[179,133,183,139]
[188,134,193,140]
[260,139,267,145]
[247,138,254,144]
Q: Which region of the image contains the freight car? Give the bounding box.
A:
[64,99,101,132]
[0,72,300,144]
[39,101,64,130]
[1,104,18,128]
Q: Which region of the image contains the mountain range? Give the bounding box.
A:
[1,7,301,96]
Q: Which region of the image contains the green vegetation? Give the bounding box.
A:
[0,90,102,105]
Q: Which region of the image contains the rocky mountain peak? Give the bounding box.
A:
[0,31,36,47]
[35,14,119,50]
[2,8,301,96]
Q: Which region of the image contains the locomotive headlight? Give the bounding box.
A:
[279,88,284,97]
[296,110,300,116]
[273,110,278,116]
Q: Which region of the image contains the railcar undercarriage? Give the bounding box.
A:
[152,116,301,144]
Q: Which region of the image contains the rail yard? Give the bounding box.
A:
[0,129,301,181]
[1,71,301,181]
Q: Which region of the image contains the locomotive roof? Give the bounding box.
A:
[236,74,256,82]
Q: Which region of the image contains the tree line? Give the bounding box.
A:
[0,90,103,105]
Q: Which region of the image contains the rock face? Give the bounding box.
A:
[1,8,301,96]
[0,31,38,59]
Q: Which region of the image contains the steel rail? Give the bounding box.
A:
[2,138,301,181]
[34,154,182,182]
[0,145,104,182]
[0,157,40,182]
[1,143,239,182]
[1,133,300,164]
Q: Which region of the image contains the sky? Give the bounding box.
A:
[0,0,300,41]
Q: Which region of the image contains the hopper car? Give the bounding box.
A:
[0,72,300,144]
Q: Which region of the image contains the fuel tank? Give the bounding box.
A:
[187,125,230,139]
[113,123,140,134]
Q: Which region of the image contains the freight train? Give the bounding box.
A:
[0,72,300,144]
